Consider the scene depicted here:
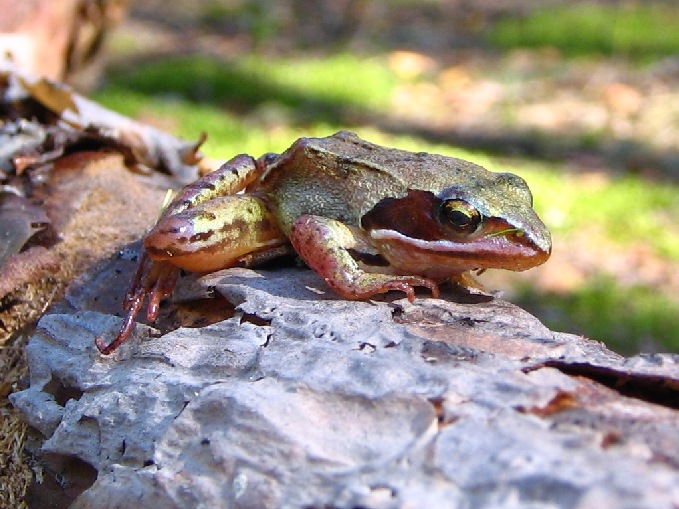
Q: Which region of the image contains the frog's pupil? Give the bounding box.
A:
[448,209,471,226]
[441,199,481,234]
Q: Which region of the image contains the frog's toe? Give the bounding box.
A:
[97,257,180,354]
[96,295,144,354]
[145,264,181,321]
[388,276,440,302]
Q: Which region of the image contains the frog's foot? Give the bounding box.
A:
[290,215,440,302]
[330,272,440,302]
[96,254,180,355]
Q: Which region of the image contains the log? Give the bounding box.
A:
[11,263,679,508]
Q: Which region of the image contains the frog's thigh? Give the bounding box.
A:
[144,195,286,272]
[289,215,439,301]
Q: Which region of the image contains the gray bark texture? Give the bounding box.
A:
[11,265,679,509]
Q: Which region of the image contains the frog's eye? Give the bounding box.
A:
[439,199,482,235]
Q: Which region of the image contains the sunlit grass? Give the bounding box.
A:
[104,54,397,122]
[508,165,679,262]
[488,3,679,60]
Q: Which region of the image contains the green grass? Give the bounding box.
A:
[518,276,679,355]
[510,166,679,262]
[97,52,397,157]
[488,3,679,60]
[95,88,278,157]
[103,54,397,124]
[198,0,281,44]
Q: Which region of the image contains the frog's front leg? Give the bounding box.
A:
[290,215,440,301]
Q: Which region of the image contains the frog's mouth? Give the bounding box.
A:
[361,189,551,271]
[369,226,551,272]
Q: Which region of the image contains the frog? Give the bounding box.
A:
[96,131,551,354]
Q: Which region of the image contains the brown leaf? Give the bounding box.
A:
[0,193,50,266]
[2,63,204,182]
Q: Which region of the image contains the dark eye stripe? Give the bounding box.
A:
[361,190,445,241]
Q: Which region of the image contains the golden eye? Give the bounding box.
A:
[440,199,482,235]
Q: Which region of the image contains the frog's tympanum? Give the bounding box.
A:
[97,131,551,353]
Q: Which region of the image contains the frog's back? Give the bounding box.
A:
[308,131,493,190]
[260,131,499,231]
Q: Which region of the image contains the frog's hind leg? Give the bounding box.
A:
[161,153,273,217]
[289,215,440,301]
[97,196,286,354]
[97,154,277,354]
[144,194,287,272]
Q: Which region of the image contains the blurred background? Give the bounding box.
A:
[9,0,679,354]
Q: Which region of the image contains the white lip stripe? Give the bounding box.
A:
[369,228,508,253]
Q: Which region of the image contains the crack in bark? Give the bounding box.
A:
[525,360,679,411]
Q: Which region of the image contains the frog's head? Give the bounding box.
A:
[360,171,551,278]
